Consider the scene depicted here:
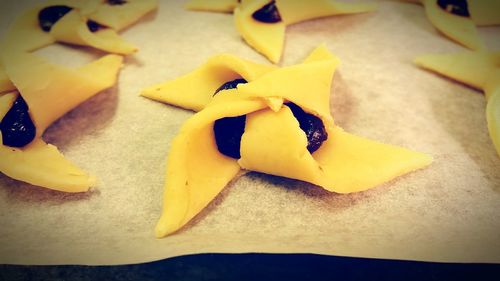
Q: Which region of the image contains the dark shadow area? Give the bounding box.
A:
[1,253,499,281]
[0,175,99,205]
[425,72,500,191]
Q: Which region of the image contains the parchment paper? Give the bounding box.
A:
[1,0,499,265]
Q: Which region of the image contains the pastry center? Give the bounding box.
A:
[38,5,73,32]
[86,20,105,32]
[212,78,328,159]
[252,1,282,23]
[0,95,36,148]
[213,79,248,159]
[437,0,470,17]
[107,0,128,5]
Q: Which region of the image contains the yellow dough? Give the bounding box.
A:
[50,10,137,55]
[145,46,432,237]
[485,70,500,156]
[0,52,123,192]
[141,54,277,111]
[275,0,376,25]
[414,50,500,90]
[0,135,97,193]
[186,0,239,13]
[415,50,500,156]
[189,0,375,63]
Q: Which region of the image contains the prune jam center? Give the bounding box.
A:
[212,79,328,158]
[1,95,36,148]
[213,79,248,159]
[437,0,470,17]
[107,0,127,5]
[38,5,73,32]
[252,1,282,23]
[213,79,248,96]
[285,103,328,154]
[86,20,104,32]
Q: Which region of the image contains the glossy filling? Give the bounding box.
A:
[38,5,73,32]
[213,79,248,159]
[86,20,105,32]
[213,79,328,159]
[437,0,470,17]
[1,95,36,148]
[107,0,127,5]
[252,0,282,23]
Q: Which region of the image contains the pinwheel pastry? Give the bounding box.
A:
[0,51,122,192]
[141,45,432,237]
[185,0,376,63]
[1,0,157,55]
[400,0,500,50]
[415,50,500,156]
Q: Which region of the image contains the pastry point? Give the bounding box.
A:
[141,54,277,111]
[234,0,286,63]
[276,0,376,25]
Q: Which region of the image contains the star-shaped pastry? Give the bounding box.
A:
[0,51,123,192]
[185,0,376,63]
[142,45,432,237]
[401,0,500,50]
[415,50,500,156]
[1,0,157,55]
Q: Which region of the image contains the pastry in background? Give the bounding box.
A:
[1,0,157,55]
[415,50,500,156]
[400,0,500,50]
[186,0,376,63]
[142,45,432,237]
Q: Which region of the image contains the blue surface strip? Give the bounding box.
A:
[1,253,499,281]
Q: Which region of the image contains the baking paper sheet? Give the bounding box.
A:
[0,0,499,265]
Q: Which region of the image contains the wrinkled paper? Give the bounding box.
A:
[0,0,499,265]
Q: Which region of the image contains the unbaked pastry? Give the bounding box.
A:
[0,51,123,192]
[142,46,432,237]
[186,0,376,63]
[415,50,500,156]
[1,0,157,55]
[401,0,500,50]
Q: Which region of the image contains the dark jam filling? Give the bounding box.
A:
[86,20,104,32]
[1,96,36,148]
[107,0,127,5]
[437,0,470,17]
[285,103,328,154]
[212,79,328,159]
[252,0,282,23]
[213,79,248,159]
[38,5,73,32]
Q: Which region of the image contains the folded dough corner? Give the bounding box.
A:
[143,45,432,238]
